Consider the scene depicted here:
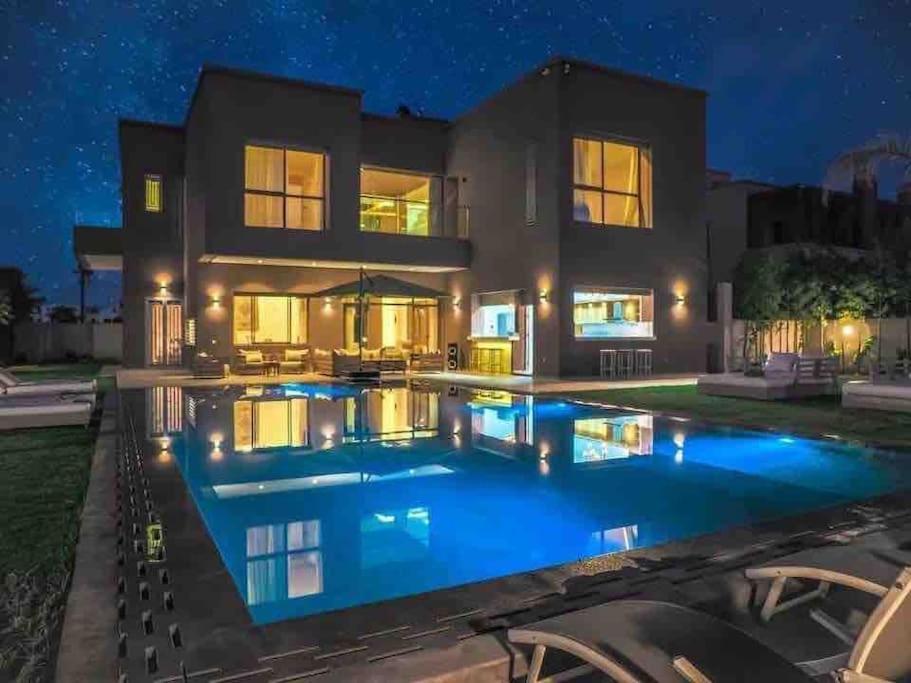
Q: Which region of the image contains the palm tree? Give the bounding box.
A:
[824,133,911,191]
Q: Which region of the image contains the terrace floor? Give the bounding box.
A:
[51,369,911,682]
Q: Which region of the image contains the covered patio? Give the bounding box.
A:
[232,272,447,376]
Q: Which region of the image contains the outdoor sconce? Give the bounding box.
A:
[324,296,333,305]
[452,296,462,309]
[674,293,686,306]
[538,290,550,303]
[157,283,169,298]
[209,295,221,309]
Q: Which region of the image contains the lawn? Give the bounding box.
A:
[0,362,108,681]
[563,384,911,450]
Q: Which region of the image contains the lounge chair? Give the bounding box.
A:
[0,367,95,397]
[745,543,911,622]
[508,567,911,683]
[842,381,911,414]
[410,350,443,372]
[0,395,94,430]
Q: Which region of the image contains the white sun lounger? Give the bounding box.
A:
[0,395,94,430]
[0,368,96,397]
[508,567,911,683]
[746,543,911,622]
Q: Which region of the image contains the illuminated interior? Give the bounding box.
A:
[573,414,653,463]
[573,288,654,339]
[343,388,439,442]
[342,297,439,353]
[573,138,652,228]
[233,294,308,346]
[246,520,323,605]
[144,174,162,212]
[234,398,309,452]
[468,393,533,445]
[360,168,432,236]
[245,145,325,230]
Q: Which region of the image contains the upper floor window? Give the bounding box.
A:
[360,168,433,236]
[245,145,325,230]
[145,174,163,212]
[573,138,652,228]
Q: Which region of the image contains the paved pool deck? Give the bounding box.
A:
[116,367,698,394]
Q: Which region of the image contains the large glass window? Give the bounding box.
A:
[233,294,308,345]
[573,138,652,228]
[573,287,654,339]
[360,168,433,236]
[342,298,438,353]
[234,398,309,452]
[470,292,517,338]
[245,145,325,230]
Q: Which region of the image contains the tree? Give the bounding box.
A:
[0,269,43,363]
[733,253,785,361]
[825,133,911,191]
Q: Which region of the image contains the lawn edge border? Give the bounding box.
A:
[54,391,119,682]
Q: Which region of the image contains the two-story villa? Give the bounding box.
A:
[75,57,715,377]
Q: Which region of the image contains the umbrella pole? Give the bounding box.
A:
[358,268,364,372]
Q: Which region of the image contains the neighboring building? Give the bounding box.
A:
[75,57,715,376]
[708,172,911,281]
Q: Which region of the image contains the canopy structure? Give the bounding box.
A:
[311,273,447,300]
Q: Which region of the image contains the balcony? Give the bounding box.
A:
[360,195,469,239]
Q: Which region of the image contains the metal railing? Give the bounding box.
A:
[359,195,469,239]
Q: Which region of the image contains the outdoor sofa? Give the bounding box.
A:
[508,565,911,682]
[312,348,407,376]
[0,367,96,397]
[278,347,312,374]
[410,350,444,372]
[697,352,838,400]
[232,349,266,375]
[0,395,94,431]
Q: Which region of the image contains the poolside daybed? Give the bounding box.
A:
[0,367,96,397]
[842,380,911,414]
[0,395,93,430]
[698,353,838,401]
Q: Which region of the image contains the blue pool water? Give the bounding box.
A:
[145,383,911,625]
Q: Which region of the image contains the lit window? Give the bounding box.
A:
[233,398,309,452]
[233,294,308,345]
[573,287,654,339]
[145,174,163,212]
[245,145,325,230]
[360,168,433,236]
[573,138,652,228]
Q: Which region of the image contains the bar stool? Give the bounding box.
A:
[616,349,634,378]
[634,349,653,377]
[599,349,616,378]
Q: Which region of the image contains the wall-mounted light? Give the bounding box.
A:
[157,283,169,298]
[452,296,462,309]
[538,289,550,303]
[674,293,686,306]
[324,296,333,305]
[209,294,222,309]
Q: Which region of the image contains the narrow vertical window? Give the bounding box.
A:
[145,174,163,213]
[525,143,537,227]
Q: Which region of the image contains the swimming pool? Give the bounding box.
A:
[141,382,911,625]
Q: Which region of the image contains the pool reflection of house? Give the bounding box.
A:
[77,57,715,377]
[136,384,675,620]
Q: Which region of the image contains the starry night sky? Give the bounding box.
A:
[2,0,909,311]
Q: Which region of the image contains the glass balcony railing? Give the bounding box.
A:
[359,195,469,239]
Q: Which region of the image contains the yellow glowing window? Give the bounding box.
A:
[573,138,652,228]
[233,294,308,345]
[360,168,433,236]
[245,145,325,230]
[144,174,163,212]
[234,398,309,452]
[573,287,654,339]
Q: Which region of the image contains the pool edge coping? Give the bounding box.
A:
[54,392,120,682]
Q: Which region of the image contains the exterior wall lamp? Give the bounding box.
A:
[452,296,462,309]
[209,295,222,309]
[674,293,686,306]
[538,290,550,303]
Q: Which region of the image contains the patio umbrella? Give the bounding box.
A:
[311,271,447,372]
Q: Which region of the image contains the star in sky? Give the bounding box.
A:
[0,0,909,308]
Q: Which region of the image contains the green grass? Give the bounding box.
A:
[563,384,911,450]
[0,363,107,680]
